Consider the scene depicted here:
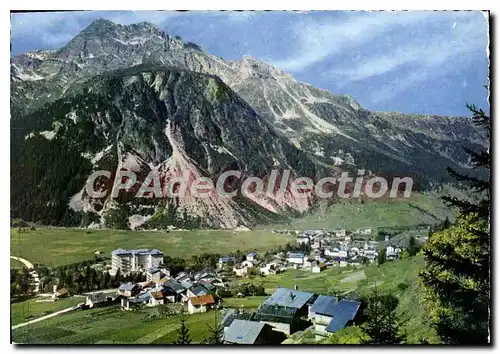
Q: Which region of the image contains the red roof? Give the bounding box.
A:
[189,294,215,306]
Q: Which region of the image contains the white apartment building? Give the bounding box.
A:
[111,248,164,274]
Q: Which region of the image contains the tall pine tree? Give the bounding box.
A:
[204,311,224,344]
[420,102,490,344]
[361,288,406,344]
[174,311,192,345]
[442,103,490,220]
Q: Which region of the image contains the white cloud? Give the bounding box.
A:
[329,16,485,84]
[270,11,482,73]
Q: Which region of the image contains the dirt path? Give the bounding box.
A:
[11,302,83,330]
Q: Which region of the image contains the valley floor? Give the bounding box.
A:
[10,228,295,267]
[11,256,440,344]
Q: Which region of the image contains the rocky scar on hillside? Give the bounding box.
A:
[10,19,488,230]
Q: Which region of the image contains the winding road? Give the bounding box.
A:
[11,256,40,293]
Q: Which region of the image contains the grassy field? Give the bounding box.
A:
[11,295,264,344]
[280,192,454,230]
[12,306,218,344]
[10,228,295,267]
[11,297,84,326]
[221,296,267,309]
[232,255,439,344]
[11,256,438,344]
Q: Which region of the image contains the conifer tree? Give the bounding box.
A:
[174,311,192,345]
[361,288,406,344]
[204,311,224,344]
[421,102,490,344]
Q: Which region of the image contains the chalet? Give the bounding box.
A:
[118,282,140,298]
[363,249,378,262]
[223,319,284,345]
[287,252,306,265]
[149,290,165,306]
[325,299,362,334]
[164,279,186,302]
[241,260,256,268]
[334,229,346,237]
[187,284,210,298]
[85,291,121,308]
[218,256,236,267]
[253,288,315,335]
[146,267,162,284]
[297,237,310,245]
[233,264,249,277]
[246,252,258,261]
[187,294,215,314]
[146,267,170,284]
[198,279,216,293]
[310,295,339,338]
[358,228,372,235]
[260,264,274,276]
[312,263,326,273]
[52,286,69,299]
[193,268,214,281]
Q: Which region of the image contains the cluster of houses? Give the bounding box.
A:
[221,287,362,344]
[218,229,407,279]
[118,266,226,314]
[80,248,228,314]
[294,229,404,269]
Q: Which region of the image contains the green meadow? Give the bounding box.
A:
[10,228,295,267]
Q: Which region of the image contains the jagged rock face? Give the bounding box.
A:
[11,66,316,229]
[10,19,488,228]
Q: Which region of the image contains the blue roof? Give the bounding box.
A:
[118,282,136,291]
[189,284,208,296]
[325,299,362,333]
[137,292,152,302]
[247,252,257,256]
[310,295,338,317]
[219,256,236,263]
[262,288,314,309]
[288,252,305,258]
[223,320,267,344]
[112,248,163,256]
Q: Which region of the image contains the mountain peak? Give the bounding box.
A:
[83,18,119,33]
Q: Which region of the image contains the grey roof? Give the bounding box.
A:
[180,280,194,289]
[198,280,216,291]
[254,304,298,323]
[147,267,160,274]
[112,248,163,256]
[223,319,266,344]
[262,288,314,309]
[164,279,185,294]
[310,295,338,317]
[325,299,362,333]
[118,282,137,291]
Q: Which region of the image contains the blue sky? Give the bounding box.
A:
[11,10,489,116]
